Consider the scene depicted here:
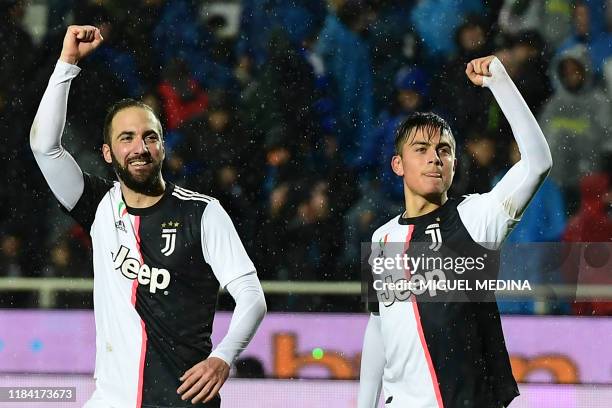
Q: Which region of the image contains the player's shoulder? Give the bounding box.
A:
[168,185,222,223]
[456,193,485,212]
[170,184,218,206]
[371,214,402,242]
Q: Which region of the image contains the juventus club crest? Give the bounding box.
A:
[161,221,179,256]
[425,223,442,251]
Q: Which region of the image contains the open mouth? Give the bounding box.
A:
[128,157,152,168]
[129,161,150,167]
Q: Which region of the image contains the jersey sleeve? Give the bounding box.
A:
[208,273,266,365]
[458,57,553,249]
[62,172,114,232]
[357,313,384,408]
[200,200,256,288]
[30,60,85,211]
[365,228,385,314]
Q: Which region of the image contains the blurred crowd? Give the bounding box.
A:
[0,0,610,313]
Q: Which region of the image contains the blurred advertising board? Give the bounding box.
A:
[0,311,610,384]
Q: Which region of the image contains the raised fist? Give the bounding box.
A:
[59,25,103,65]
[465,55,497,87]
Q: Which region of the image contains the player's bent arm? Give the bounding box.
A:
[357,313,385,408]
[459,57,553,247]
[208,273,267,365]
[30,60,84,211]
[201,200,265,364]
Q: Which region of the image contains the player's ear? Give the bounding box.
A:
[453,157,457,173]
[102,144,112,164]
[391,155,404,177]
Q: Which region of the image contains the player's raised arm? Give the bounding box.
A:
[30,25,103,210]
[459,56,553,246]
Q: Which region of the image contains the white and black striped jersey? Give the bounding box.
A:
[65,174,254,407]
[31,60,265,408]
[358,57,553,408]
[368,196,519,407]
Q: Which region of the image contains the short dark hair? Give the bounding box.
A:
[394,112,455,155]
[103,99,162,145]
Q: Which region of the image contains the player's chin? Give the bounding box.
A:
[419,182,448,196]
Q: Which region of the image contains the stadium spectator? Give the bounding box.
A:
[588,1,612,76]
[367,0,419,110]
[153,0,235,90]
[563,173,612,315]
[540,44,611,209]
[316,0,375,166]
[508,31,552,115]
[236,0,327,71]
[410,0,484,62]
[557,1,595,54]
[498,0,573,49]
[361,65,431,202]
[434,16,493,138]
[241,30,319,159]
[452,128,498,196]
[157,58,209,132]
[76,5,144,98]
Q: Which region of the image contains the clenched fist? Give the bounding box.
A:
[59,25,103,65]
[465,55,497,87]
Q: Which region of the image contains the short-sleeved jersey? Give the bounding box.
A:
[369,197,519,408]
[66,174,255,408]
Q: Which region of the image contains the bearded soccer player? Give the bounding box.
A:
[30,26,266,407]
[357,56,552,407]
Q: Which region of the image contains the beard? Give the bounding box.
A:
[111,150,164,196]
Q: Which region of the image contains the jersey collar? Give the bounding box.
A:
[124,183,175,216]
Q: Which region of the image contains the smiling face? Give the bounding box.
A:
[391,126,456,201]
[102,106,165,195]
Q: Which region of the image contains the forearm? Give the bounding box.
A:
[483,58,552,219]
[484,58,552,174]
[30,60,84,210]
[209,273,266,365]
[357,313,384,408]
[31,60,79,156]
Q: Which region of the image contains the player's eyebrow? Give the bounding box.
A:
[117,131,135,138]
[409,140,453,149]
[116,130,159,139]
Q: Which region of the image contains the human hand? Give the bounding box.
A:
[59,25,103,65]
[177,357,230,404]
[465,55,498,87]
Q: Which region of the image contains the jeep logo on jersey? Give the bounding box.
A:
[425,223,442,251]
[113,245,170,293]
[161,221,179,256]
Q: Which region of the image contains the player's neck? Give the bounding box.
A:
[120,179,166,208]
[403,193,448,219]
